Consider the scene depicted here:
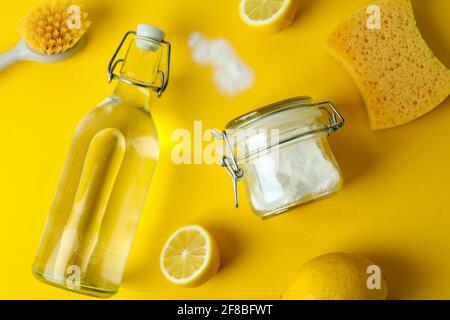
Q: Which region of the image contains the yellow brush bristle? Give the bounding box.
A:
[21,0,91,55]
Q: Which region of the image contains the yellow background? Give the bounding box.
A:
[0,0,449,299]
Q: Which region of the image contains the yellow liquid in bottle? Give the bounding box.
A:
[32,80,159,297]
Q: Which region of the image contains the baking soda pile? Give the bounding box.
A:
[246,129,341,213]
[188,32,254,96]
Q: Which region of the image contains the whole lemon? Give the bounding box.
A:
[282,253,388,300]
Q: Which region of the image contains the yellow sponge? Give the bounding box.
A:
[327,0,450,130]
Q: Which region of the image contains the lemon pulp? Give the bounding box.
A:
[160,225,220,287]
[239,0,300,33]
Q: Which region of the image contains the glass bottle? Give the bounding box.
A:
[32,24,171,298]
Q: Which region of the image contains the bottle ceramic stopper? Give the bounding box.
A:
[136,24,165,52]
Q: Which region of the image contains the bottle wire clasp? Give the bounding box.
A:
[107,30,171,97]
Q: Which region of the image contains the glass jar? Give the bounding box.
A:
[213,97,345,219]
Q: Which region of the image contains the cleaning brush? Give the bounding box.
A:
[0,0,91,70]
[22,0,91,55]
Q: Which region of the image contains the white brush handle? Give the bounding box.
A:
[0,43,24,71]
[0,39,81,71]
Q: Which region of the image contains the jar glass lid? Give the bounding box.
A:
[225,96,314,131]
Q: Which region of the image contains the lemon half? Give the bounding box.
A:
[160,225,220,287]
[239,0,300,33]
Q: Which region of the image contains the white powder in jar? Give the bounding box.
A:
[246,132,341,214]
[188,32,254,96]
